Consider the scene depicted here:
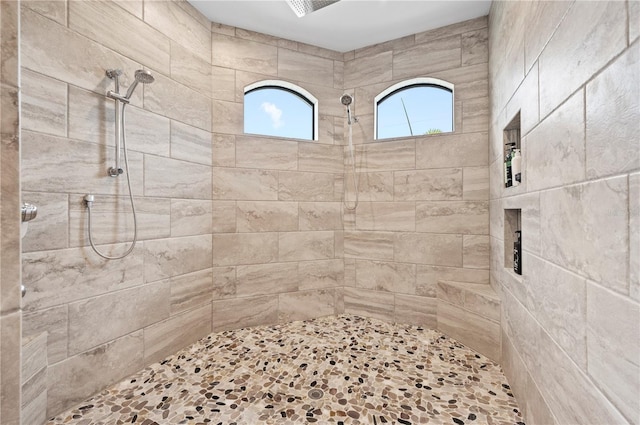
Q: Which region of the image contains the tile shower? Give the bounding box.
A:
[0,0,636,424]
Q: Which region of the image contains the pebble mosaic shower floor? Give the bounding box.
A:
[48,315,525,425]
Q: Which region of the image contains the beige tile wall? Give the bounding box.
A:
[342,16,490,326]
[489,1,639,424]
[1,0,22,423]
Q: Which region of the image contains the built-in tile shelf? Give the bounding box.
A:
[503,112,522,189]
[504,209,522,277]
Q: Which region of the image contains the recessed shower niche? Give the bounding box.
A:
[503,112,521,189]
[504,208,522,276]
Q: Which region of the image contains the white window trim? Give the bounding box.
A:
[373,77,455,140]
[244,80,319,141]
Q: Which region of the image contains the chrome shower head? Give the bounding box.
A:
[340,94,353,106]
[286,0,340,17]
[106,69,123,79]
[125,69,154,99]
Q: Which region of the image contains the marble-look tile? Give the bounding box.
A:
[212,201,236,233]
[437,300,500,362]
[21,8,141,99]
[416,132,488,168]
[236,201,298,232]
[47,331,145,417]
[299,259,344,290]
[500,330,529,418]
[461,28,488,66]
[586,43,639,178]
[21,191,68,252]
[524,255,587,369]
[69,195,171,247]
[68,0,170,73]
[211,21,235,37]
[540,176,628,294]
[22,332,47,386]
[525,374,558,425]
[212,134,235,167]
[538,1,626,116]
[22,0,66,25]
[211,66,235,102]
[278,289,335,322]
[114,0,142,19]
[355,172,394,201]
[144,155,211,199]
[462,96,489,133]
[463,235,490,269]
[235,135,298,170]
[22,244,143,312]
[170,199,212,237]
[415,16,488,44]
[393,35,461,80]
[22,131,144,196]
[526,90,586,191]
[68,86,170,157]
[22,369,46,416]
[278,171,338,201]
[416,265,489,298]
[631,173,640,302]
[22,385,47,425]
[0,312,20,424]
[587,283,640,422]
[344,258,356,287]
[143,0,210,62]
[278,231,334,262]
[394,233,463,266]
[438,281,500,322]
[143,304,212,365]
[0,0,19,86]
[0,133,20,314]
[211,295,278,332]
[68,281,170,356]
[277,48,334,87]
[355,202,415,231]
[631,0,640,43]
[416,201,488,234]
[235,27,279,46]
[22,305,68,364]
[354,34,415,59]
[174,0,210,31]
[394,169,463,201]
[523,1,571,72]
[170,268,213,315]
[299,143,343,174]
[145,73,212,131]
[170,41,212,96]
[503,192,541,256]
[355,259,416,294]
[212,232,278,266]
[214,168,278,200]
[298,202,341,230]
[212,266,237,300]
[537,321,629,425]
[144,235,212,282]
[344,51,392,88]
[236,262,298,297]
[171,120,212,166]
[395,294,437,328]
[505,62,539,142]
[21,69,67,136]
[343,231,394,261]
[1,84,19,136]
[355,140,415,172]
[343,287,394,322]
[211,32,276,74]
[297,42,343,61]
[463,166,489,200]
[431,64,489,104]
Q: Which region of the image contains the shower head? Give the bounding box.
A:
[106,69,123,79]
[125,69,155,99]
[286,0,340,17]
[340,94,353,106]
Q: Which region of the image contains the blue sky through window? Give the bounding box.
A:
[377,85,453,139]
[244,87,313,140]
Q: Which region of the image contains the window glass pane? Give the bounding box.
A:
[377,85,453,139]
[244,87,313,140]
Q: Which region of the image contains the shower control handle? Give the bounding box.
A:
[21,203,38,222]
[21,285,26,298]
[108,167,124,177]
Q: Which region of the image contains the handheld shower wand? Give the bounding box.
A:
[340,93,354,125]
[341,94,359,210]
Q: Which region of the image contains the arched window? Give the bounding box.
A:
[244,80,318,141]
[374,78,454,140]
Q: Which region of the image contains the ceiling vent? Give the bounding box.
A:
[285,0,341,17]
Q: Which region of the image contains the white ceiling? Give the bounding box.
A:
[188,0,492,52]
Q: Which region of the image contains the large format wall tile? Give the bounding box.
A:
[144,235,212,282]
[343,287,394,322]
[213,232,278,266]
[170,269,214,315]
[355,140,415,172]
[538,1,626,117]
[69,0,170,73]
[394,169,463,201]
[355,202,415,231]
[21,69,67,136]
[21,192,68,252]
[631,173,640,302]
[22,244,144,312]
[278,289,335,322]
[171,121,212,166]
[278,231,334,262]
[540,177,628,294]
[394,233,462,266]
[0,312,21,424]
[393,35,461,79]
[144,155,212,199]
[235,136,298,170]
[585,43,639,178]
[299,259,344,290]
[214,168,278,200]
[395,294,437,328]
[278,48,334,87]
[170,41,212,96]
[211,295,278,332]
[462,235,490,269]
[170,199,212,237]
[22,305,68,364]
[299,202,342,231]
[416,265,489,297]
[67,281,170,356]
[278,171,338,201]
[299,143,344,174]
[344,51,392,88]
[47,332,145,417]
[212,33,277,74]
[236,201,298,232]
[343,231,395,261]
[416,201,488,234]
[355,259,416,294]
[416,132,488,168]
[236,262,298,297]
